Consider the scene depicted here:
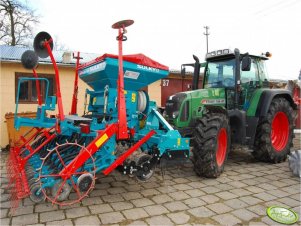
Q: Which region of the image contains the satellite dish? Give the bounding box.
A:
[112,20,134,29]
[21,50,39,69]
[33,31,53,58]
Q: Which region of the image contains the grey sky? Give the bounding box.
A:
[24,0,300,79]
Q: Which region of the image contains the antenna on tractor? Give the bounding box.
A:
[112,19,134,140]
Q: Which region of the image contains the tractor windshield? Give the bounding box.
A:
[204,59,235,88]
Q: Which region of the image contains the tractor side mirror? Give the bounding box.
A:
[241,56,251,71]
[181,66,186,77]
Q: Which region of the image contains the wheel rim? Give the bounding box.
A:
[216,128,227,167]
[271,112,289,151]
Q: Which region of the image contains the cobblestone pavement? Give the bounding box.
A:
[0,136,300,226]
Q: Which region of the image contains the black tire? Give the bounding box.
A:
[192,113,230,178]
[253,97,295,163]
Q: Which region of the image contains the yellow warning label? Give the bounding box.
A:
[177,138,181,146]
[131,93,136,102]
[92,97,97,105]
[95,133,109,148]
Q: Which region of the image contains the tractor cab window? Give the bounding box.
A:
[257,59,269,81]
[204,59,235,88]
[240,58,258,84]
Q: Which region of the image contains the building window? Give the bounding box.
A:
[15,72,56,104]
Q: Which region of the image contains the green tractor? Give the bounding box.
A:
[164,48,297,178]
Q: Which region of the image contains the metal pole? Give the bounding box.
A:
[203,26,210,53]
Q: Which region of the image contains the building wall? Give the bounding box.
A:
[148,80,161,107]
[0,62,89,147]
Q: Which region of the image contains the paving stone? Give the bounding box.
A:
[184,189,205,197]
[261,216,286,226]
[188,206,215,218]
[59,203,81,210]
[227,181,247,188]
[253,192,277,201]
[277,197,301,207]
[89,189,108,197]
[167,212,190,224]
[81,196,103,206]
[74,216,101,225]
[99,211,125,224]
[65,207,90,219]
[0,218,10,226]
[184,197,206,208]
[239,196,263,205]
[212,213,242,226]
[229,188,252,197]
[201,186,221,194]
[248,221,269,226]
[12,213,38,225]
[131,198,155,207]
[187,181,206,188]
[151,194,173,204]
[172,183,193,191]
[224,198,248,209]
[122,208,148,220]
[46,219,73,226]
[156,185,177,194]
[173,178,190,183]
[244,186,265,193]
[257,183,278,191]
[111,201,134,211]
[216,176,233,183]
[168,191,190,200]
[247,204,268,216]
[142,181,161,189]
[146,215,173,226]
[206,202,233,214]
[122,191,143,200]
[231,208,259,221]
[143,204,169,216]
[102,194,125,203]
[125,184,143,192]
[40,210,65,222]
[1,208,8,218]
[89,204,113,214]
[215,191,238,200]
[199,194,220,204]
[127,220,148,226]
[107,187,127,195]
[202,179,220,186]
[94,183,111,190]
[35,203,58,213]
[266,189,289,198]
[164,201,189,211]
[140,188,160,197]
[111,181,127,187]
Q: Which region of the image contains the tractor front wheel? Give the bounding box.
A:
[192,113,230,178]
[253,97,295,163]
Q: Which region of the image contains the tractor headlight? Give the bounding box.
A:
[172,111,179,119]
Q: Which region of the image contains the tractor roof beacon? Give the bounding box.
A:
[165,48,297,178]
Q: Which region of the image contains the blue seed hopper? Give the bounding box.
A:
[79,53,169,91]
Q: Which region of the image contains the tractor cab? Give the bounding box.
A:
[204,48,271,110]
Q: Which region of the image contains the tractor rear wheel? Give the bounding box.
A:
[192,113,230,178]
[253,97,294,163]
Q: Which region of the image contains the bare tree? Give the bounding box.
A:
[0,0,38,46]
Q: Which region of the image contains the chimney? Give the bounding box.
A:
[62,52,72,63]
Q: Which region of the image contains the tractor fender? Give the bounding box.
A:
[255,89,297,117]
